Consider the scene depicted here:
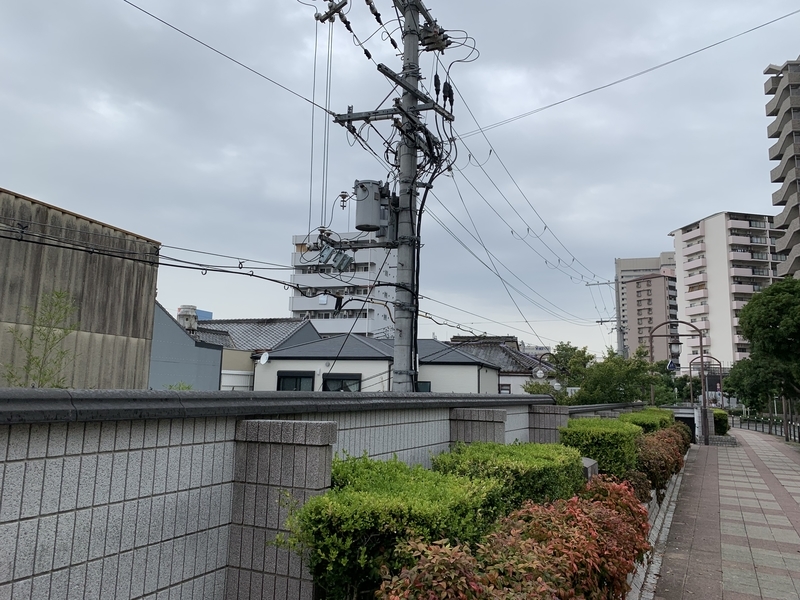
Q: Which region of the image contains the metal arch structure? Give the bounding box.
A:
[689,354,724,409]
[648,319,709,446]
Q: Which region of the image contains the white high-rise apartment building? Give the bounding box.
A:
[289,232,397,337]
[670,212,785,367]
[764,56,800,277]
[615,253,676,357]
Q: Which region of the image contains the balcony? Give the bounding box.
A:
[686,288,708,301]
[683,257,707,271]
[769,147,800,183]
[728,235,751,245]
[769,118,800,160]
[682,226,704,242]
[728,219,751,229]
[683,242,705,257]
[691,320,710,330]
[734,335,749,345]
[731,284,754,294]
[684,273,708,286]
[765,71,800,104]
[766,92,800,119]
[686,336,711,348]
[686,304,709,316]
[778,243,800,278]
[774,201,798,229]
[731,300,748,310]
[734,351,751,361]
[729,267,753,277]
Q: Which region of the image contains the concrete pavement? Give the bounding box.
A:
[653,428,800,600]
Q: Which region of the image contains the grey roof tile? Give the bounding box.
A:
[196,318,307,351]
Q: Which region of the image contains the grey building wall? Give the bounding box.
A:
[0,188,159,389]
[0,390,639,600]
[149,304,222,391]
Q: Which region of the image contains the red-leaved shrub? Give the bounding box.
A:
[379,477,650,600]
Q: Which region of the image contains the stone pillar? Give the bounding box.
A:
[226,420,336,600]
[529,405,569,443]
[449,409,506,444]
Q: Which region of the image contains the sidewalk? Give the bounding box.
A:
[653,428,800,600]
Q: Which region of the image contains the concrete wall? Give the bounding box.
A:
[149,304,223,391]
[0,188,159,390]
[0,390,635,600]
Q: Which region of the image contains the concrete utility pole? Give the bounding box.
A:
[321,0,453,392]
[392,0,421,392]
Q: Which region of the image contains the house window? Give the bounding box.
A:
[322,373,362,392]
[416,381,432,392]
[498,383,511,394]
[277,371,314,391]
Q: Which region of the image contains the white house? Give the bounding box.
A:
[254,335,501,393]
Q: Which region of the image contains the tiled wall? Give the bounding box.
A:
[0,394,586,600]
[0,418,236,600]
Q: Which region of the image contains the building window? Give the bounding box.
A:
[417,381,432,392]
[498,383,511,394]
[277,371,314,391]
[322,373,362,392]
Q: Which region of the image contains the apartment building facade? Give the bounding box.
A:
[623,274,679,363]
[289,232,397,337]
[765,56,800,277]
[615,253,676,357]
[670,212,785,367]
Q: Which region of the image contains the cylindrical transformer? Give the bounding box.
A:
[354,179,383,231]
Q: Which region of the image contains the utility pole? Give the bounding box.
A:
[314,0,454,392]
[393,0,421,393]
[585,279,623,356]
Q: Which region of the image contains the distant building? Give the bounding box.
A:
[447,336,555,394]
[289,232,397,337]
[254,335,500,393]
[670,212,784,367]
[764,56,800,277]
[0,186,159,389]
[149,302,222,391]
[614,253,676,357]
[622,274,679,363]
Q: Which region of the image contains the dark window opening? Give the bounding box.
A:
[277,371,314,391]
[322,374,362,392]
[416,381,432,392]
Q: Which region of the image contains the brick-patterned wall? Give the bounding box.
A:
[226,421,335,600]
[529,405,569,443]
[0,418,236,600]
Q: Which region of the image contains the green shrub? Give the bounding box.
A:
[286,455,503,599]
[619,408,674,433]
[713,409,730,436]
[431,442,585,514]
[559,418,642,478]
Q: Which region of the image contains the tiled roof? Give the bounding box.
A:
[196,318,308,351]
[268,335,496,367]
[193,328,234,348]
[446,341,555,374]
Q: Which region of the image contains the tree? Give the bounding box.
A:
[2,290,79,388]
[521,379,569,405]
[724,355,797,414]
[572,347,654,405]
[739,278,800,392]
[542,342,595,387]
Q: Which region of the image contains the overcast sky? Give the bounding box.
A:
[1,0,798,356]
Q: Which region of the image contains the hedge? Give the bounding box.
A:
[379,476,651,600]
[619,407,674,433]
[559,418,643,477]
[636,427,686,503]
[431,442,585,514]
[285,454,504,599]
[713,409,730,436]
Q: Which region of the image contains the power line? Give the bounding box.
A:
[120,0,335,116]
[460,7,800,138]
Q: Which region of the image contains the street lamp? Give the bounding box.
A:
[689,354,724,408]
[649,320,708,446]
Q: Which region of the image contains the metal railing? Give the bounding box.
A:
[734,416,800,442]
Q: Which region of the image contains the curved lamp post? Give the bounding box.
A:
[649,320,708,446]
[534,352,567,394]
[690,354,724,408]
